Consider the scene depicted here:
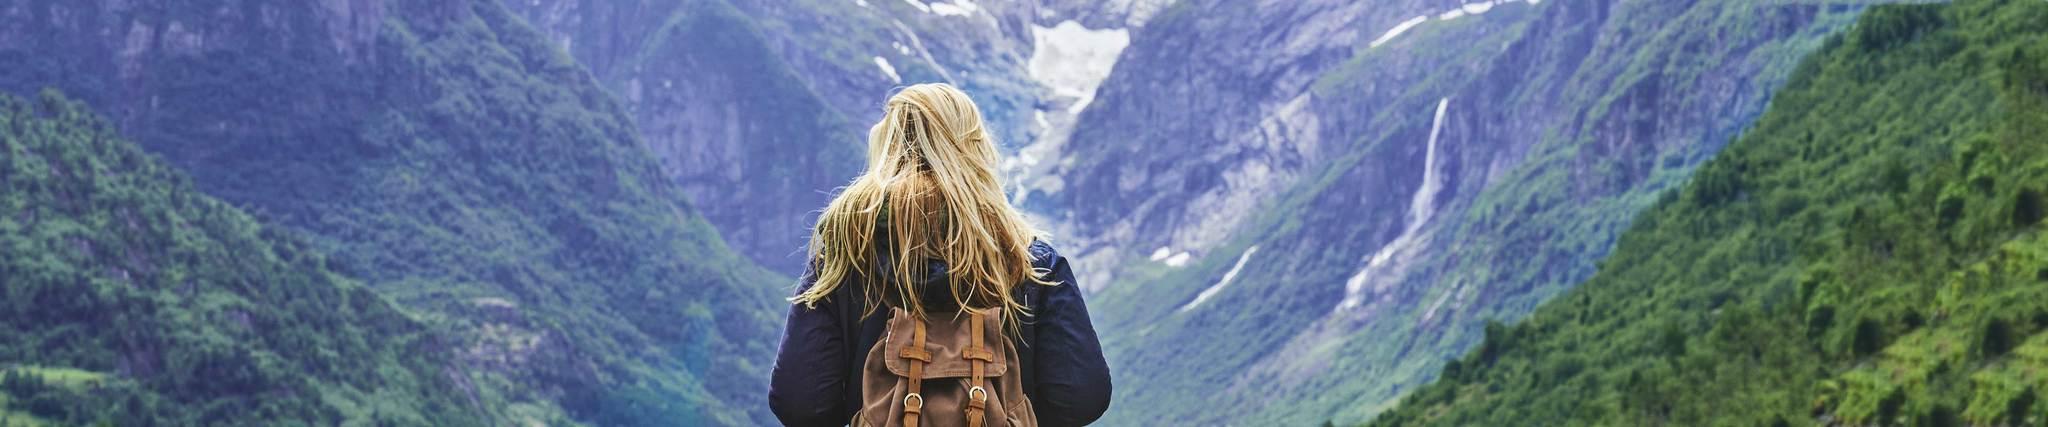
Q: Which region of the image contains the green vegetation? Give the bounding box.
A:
[1370,0,2048,424]
[0,0,786,424]
[1,92,492,425]
[1,366,111,426]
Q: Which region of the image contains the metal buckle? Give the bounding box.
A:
[968,386,988,402]
[904,393,924,409]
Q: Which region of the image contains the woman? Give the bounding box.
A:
[768,83,1112,426]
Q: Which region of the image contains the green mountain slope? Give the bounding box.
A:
[0,0,784,424]
[0,92,491,426]
[1078,0,1856,424]
[1370,0,2048,425]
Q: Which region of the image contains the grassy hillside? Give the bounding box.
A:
[0,0,785,424]
[0,92,491,426]
[1369,0,2048,425]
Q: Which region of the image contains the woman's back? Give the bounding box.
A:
[767,83,1112,426]
[770,240,1110,426]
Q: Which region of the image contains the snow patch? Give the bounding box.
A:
[930,0,978,16]
[1179,246,1261,312]
[1379,1,1541,45]
[1007,20,1132,204]
[873,56,902,83]
[1370,15,1429,48]
[472,297,518,309]
[902,0,978,17]
[1067,97,1094,114]
[1029,21,1130,108]
[1164,252,1192,267]
[1150,247,1173,261]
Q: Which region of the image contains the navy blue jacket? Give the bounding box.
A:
[768,240,1112,426]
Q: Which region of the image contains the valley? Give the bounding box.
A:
[4,0,2041,425]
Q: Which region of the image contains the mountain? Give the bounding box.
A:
[15,0,2028,425]
[503,0,863,273]
[503,0,1171,272]
[1048,0,1860,424]
[0,91,490,426]
[0,0,782,424]
[1369,0,2048,424]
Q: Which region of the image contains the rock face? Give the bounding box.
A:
[504,0,1171,272]
[505,0,862,273]
[0,0,785,424]
[1055,0,1861,424]
[1050,0,1450,290]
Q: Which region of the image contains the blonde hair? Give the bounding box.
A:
[793,83,1052,327]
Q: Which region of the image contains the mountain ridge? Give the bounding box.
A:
[1370,0,2048,423]
[1063,0,1860,424]
[0,0,787,424]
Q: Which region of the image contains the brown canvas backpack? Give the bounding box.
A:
[856,307,1036,427]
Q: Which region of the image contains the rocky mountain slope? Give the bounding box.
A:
[1052,0,1861,424]
[504,0,863,273]
[0,0,782,424]
[1371,1,2048,423]
[505,0,1170,272]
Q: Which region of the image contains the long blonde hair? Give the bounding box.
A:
[793,83,1053,325]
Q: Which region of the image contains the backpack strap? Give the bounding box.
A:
[964,312,993,427]
[901,319,930,427]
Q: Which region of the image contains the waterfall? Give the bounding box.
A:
[1411,97,1449,226]
[1337,97,1450,310]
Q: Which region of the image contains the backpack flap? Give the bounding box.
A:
[883,308,1009,379]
